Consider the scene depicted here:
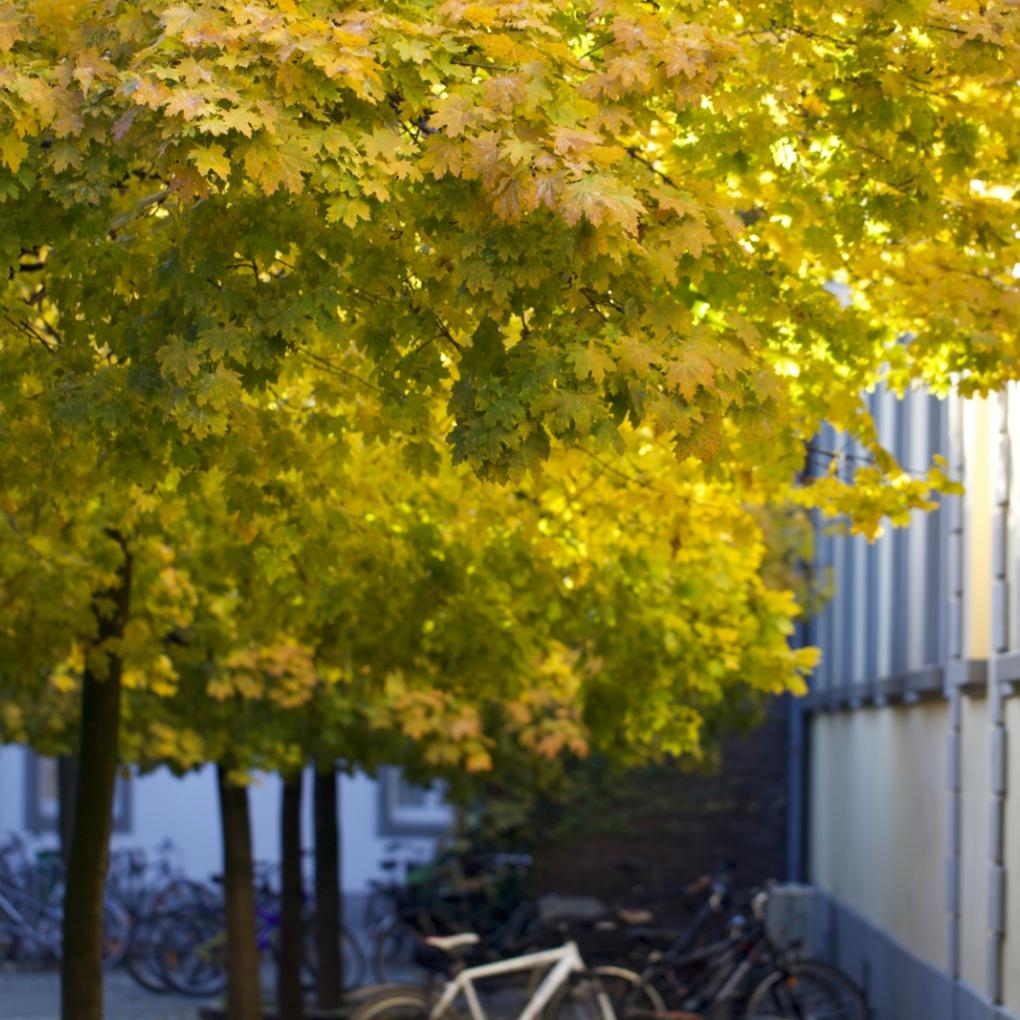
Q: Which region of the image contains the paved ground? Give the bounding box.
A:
[0,968,533,1020]
[0,969,218,1020]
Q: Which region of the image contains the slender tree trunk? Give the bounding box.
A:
[60,539,131,1020]
[278,770,304,1020]
[57,755,79,866]
[218,765,263,1020]
[314,768,341,1009]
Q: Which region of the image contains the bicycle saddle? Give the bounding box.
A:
[426,933,481,952]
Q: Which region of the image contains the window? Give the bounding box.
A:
[24,751,132,835]
[377,767,452,836]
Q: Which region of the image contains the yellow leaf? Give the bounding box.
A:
[0,21,22,53]
[666,351,714,399]
[243,138,311,195]
[190,143,231,180]
[0,134,28,172]
[430,95,474,137]
[616,336,658,375]
[326,195,371,226]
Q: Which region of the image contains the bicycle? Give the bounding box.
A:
[596,887,868,1020]
[154,865,366,996]
[349,932,623,1020]
[369,849,537,983]
[0,835,131,968]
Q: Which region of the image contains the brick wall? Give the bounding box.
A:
[530,699,790,906]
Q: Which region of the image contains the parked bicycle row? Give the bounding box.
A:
[2,832,867,1016]
[356,851,868,1020]
[0,834,366,996]
[354,869,864,1020]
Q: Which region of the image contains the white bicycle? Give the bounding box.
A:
[347,933,658,1020]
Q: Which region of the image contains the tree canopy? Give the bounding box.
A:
[2,418,817,775]
[2,0,1015,526]
[2,5,1016,1017]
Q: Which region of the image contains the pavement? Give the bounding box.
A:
[0,969,218,1020]
[0,963,526,1020]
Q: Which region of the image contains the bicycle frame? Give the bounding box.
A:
[645,926,769,1014]
[0,885,61,955]
[428,941,614,1020]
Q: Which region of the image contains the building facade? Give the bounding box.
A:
[0,749,451,920]
[803,388,1020,1019]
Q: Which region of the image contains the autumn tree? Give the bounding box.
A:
[2,2,1018,1019]
[3,410,816,1017]
[116,422,816,1017]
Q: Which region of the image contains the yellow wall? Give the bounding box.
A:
[966,398,993,660]
[810,704,950,970]
[960,696,990,990]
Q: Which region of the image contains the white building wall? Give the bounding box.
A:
[0,749,443,904]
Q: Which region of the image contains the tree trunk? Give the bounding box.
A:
[60,539,131,1020]
[278,770,304,1020]
[57,754,79,866]
[314,768,341,1009]
[218,765,263,1020]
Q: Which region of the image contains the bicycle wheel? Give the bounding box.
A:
[300,918,368,989]
[543,966,664,1020]
[343,925,368,987]
[158,911,228,997]
[124,914,172,993]
[743,960,868,1020]
[346,984,433,1020]
[546,972,622,1020]
[100,895,133,969]
[371,918,424,983]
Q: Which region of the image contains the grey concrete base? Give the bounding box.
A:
[817,893,1020,1020]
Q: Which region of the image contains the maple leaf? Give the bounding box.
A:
[663,40,703,79]
[677,216,715,257]
[362,126,405,164]
[562,176,645,234]
[168,164,210,203]
[199,326,247,361]
[12,75,57,129]
[704,341,747,381]
[203,106,263,138]
[616,336,658,375]
[326,197,372,227]
[657,191,705,220]
[604,56,652,92]
[190,143,231,180]
[666,352,714,400]
[550,390,600,434]
[569,346,615,385]
[552,127,603,157]
[420,135,463,177]
[194,363,243,407]
[393,37,430,63]
[156,338,201,382]
[72,48,116,96]
[163,90,211,121]
[490,173,532,221]
[0,133,28,172]
[499,135,534,166]
[429,95,475,137]
[0,19,21,52]
[49,141,81,172]
[242,137,313,195]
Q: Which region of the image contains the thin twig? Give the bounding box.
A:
[294,347,387,394]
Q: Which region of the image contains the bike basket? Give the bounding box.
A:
[763,884,822,955]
